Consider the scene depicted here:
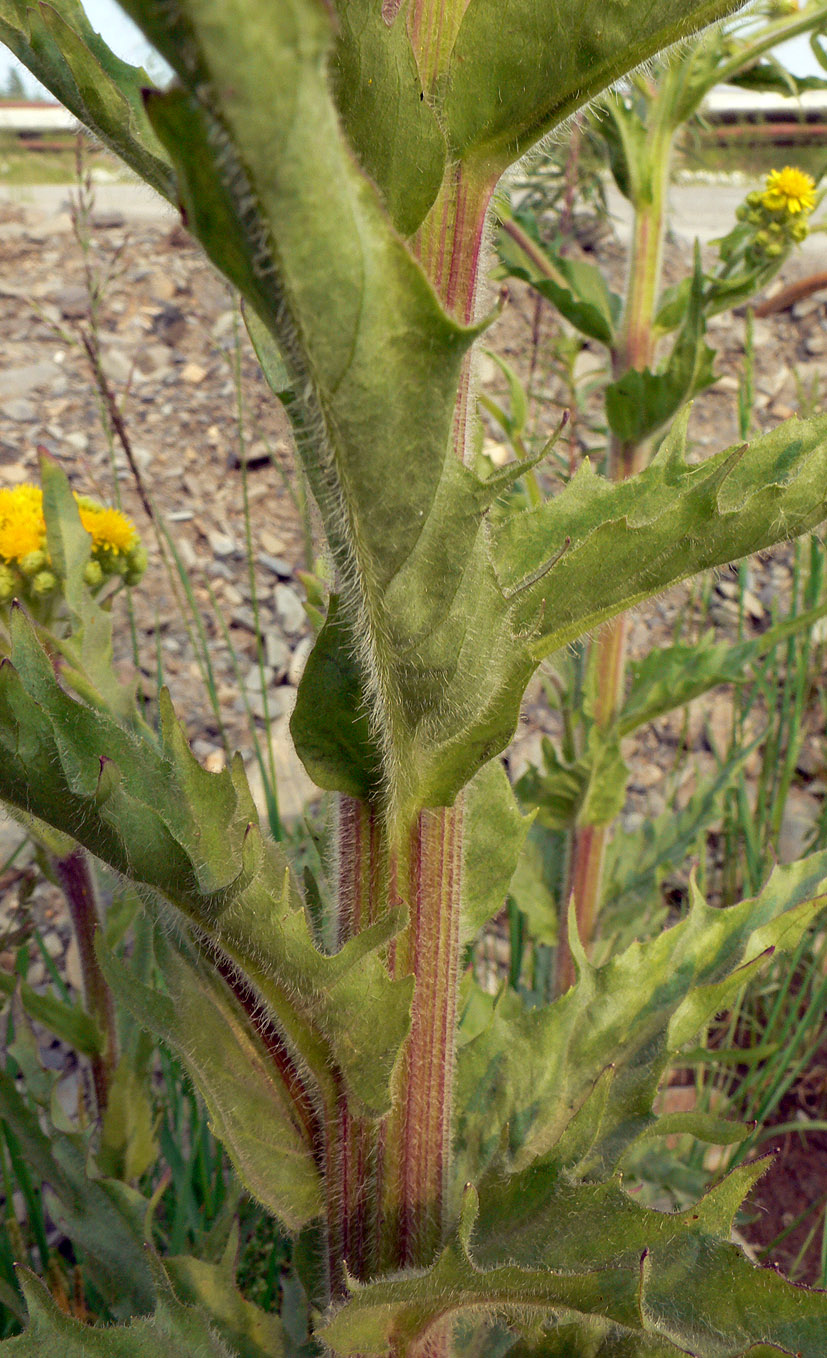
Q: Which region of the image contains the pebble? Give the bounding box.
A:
[181,361,207,385]
[208,530,236,559]
[0,361,59,399]
[1,397,36,422]
[258,552,293,579]
[55,284,88,318]
[274,583,305,635]
[265,632,290,677]
[288,634,313,687]
[64,937,82,992]
[259,530,287,556]
[804,331,827,357]
[91,210,126,230]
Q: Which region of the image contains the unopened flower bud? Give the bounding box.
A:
[125,544,147,586]
[32,570,57,597]
[0,565,16,604]
[19,550,47,577]
[83,560,104,589]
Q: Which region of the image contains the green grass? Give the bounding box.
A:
[0,135,128,186]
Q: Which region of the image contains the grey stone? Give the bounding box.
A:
[0,361,60,400]
[99,347,133,386]
[1,397,36,422]
[259,552,292,579]
[55,285,88,319]
[91,210,126,230]
[274,583,305,635]
[208,530,235,559]
[265,632,290,677]
[288,635,313,687]
[245,710,318,824]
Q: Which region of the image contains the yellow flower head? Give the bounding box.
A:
[75,499,137,555]
[0,484,46,564]
[761,167,816,217]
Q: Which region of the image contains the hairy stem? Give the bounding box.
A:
[556,86,672,995]
[329,77,492,1317]
[53,848,117,1115]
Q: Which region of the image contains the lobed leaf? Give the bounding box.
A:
[1,1264,232,1356]
[165,1243,294,1358]
[100,934,323,1229]
[322,1170,827,1356]
[0,0,174,201]
[0,606,411,1136]
[454,850,827,1191]
[496,410,827,664]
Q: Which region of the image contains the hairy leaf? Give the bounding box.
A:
[0,1067,153,1318]
[99,933,323,1229]
[496,410,827,664]
[1,1264,231,1356]
[0,608,411,1127]
[454,851,827,1188]
[322,1169,827,1356]
[498,238,622,346]
[165,1242,292,1358]
[0,0,174,201]
[329,0,447,236]
[440,0,750,171]
[462,757,532,942]
[606,250,717,444]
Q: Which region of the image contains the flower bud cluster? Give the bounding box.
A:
[735,166,816,266]
[0,482,146,609]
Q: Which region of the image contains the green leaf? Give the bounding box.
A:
[320,1186,644,1357]
[329,0,446,237]
[619,601,827,737]
[515,737,586,831]
[495,410,827,665]
[0,1066,154,1318]
[322,1168,827,1357]
[0,609,412,1127]
[0,0,174,202]
[99,932,324,1230]
[439,0,750,172]
[514,730,628,833]
[578,729,629,830]
[0,969,101,1056]
[497,225,622,346]
[508,823,559,948]
[462,758,531,942]
[165,1239,292,1358]
[455,850,827,1186]
[290,596,381,800]
[98,1055,159,1184]
[1,1263,232,1356]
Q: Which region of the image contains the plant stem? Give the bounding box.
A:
[555,83,673,995]
[328,64,494,1325]
[53,848,117,1114]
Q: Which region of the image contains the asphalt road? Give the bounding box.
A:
[2,177,825,264]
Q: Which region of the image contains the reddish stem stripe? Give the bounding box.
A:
[54,848,117,1116]
[396,802,464,1266]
